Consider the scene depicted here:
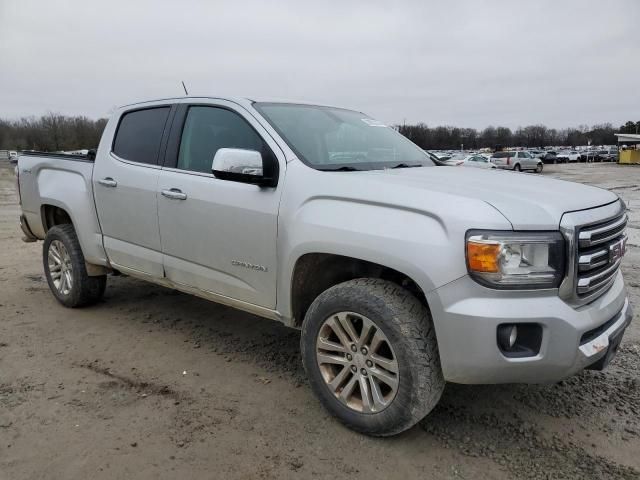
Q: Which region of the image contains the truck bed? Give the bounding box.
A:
[17,151,108,266]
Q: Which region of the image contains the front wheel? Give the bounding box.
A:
[43,224,106,307]
[535,163,543,173]
[301,279,444,436]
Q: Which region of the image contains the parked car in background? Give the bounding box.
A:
[529,149,546,159]
[0,150,19,164]
[439,153,467,166]
[541,151,560,164]
[424,151,451,166]
[556,150,580,162]
[580,150,599,162]
[430,151,452,162]
[456,154,497,169]
[491,151,543,172]
[599,147,619,162]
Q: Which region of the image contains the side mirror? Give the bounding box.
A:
[211,148,278,187]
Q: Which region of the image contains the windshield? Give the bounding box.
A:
[254,103,434,171]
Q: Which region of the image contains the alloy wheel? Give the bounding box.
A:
[315,311,399,413]
[48,240,73,295]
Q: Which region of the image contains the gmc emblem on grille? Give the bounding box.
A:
[609,237,627,264]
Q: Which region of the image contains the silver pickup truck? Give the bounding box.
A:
[17,96,632,436]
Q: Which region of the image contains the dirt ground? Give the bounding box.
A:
[0,161,639,480]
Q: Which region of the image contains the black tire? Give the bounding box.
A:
[514,163,521,172]
[535,163,543,173]
[43,224,106,307]
[300,278,444,436]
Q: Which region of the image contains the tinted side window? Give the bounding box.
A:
[177,106,268,174]
[493,152,509,158]
[113,107,171,164]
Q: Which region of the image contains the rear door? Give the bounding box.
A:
[93,105,174,277]
[157,101,285,308]
[474,156,492,168]
[491,152,509,167]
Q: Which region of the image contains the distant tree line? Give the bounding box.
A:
[1,112,638,153]
[397,121,640,151]
[0,113,107,152]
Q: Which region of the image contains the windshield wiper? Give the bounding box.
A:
[389,163,424,169]
[318,166,361,172]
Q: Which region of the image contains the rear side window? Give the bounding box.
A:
[492,152,510,158]
[177,106,269,174]
[112,107,171,164]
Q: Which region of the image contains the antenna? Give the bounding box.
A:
[181,81,189,96]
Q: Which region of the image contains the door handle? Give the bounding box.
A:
[98,177,117,187]
[161,188,187,200]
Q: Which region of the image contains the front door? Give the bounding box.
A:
[93,106,172,277]
[157,103,284,308]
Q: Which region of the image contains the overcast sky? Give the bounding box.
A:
[1,0,638,129]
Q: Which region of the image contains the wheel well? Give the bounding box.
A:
[290,253,427,328]
[42,205,72,231]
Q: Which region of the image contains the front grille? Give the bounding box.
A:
[575,213,627,299]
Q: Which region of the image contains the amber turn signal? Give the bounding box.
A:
[467,241,501,273]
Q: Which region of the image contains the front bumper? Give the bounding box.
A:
[426,271,632,384]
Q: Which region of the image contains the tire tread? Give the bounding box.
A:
[43,224,106,308]
[301,278,444,436]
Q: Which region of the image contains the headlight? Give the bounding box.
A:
[466,231,565,289]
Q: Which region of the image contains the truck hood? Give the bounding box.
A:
[359,167,618,229]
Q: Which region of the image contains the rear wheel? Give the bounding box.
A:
[514,164,521,172]
[301,278,444,436]
[43,224,106,307]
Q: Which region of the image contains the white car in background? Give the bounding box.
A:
[445,153,497,169]
[557,150,580,162]
[459,154,497,169]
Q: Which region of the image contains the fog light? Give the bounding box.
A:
[508,325,518,347]
[498,324,518,350]
[497,323,543,358]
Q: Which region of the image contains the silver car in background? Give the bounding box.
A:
[490,150,543,172]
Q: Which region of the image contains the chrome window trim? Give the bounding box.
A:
[161,166,266,187]
[559,200,625,307]
[109,152,162,170]
[162,166,216,178]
